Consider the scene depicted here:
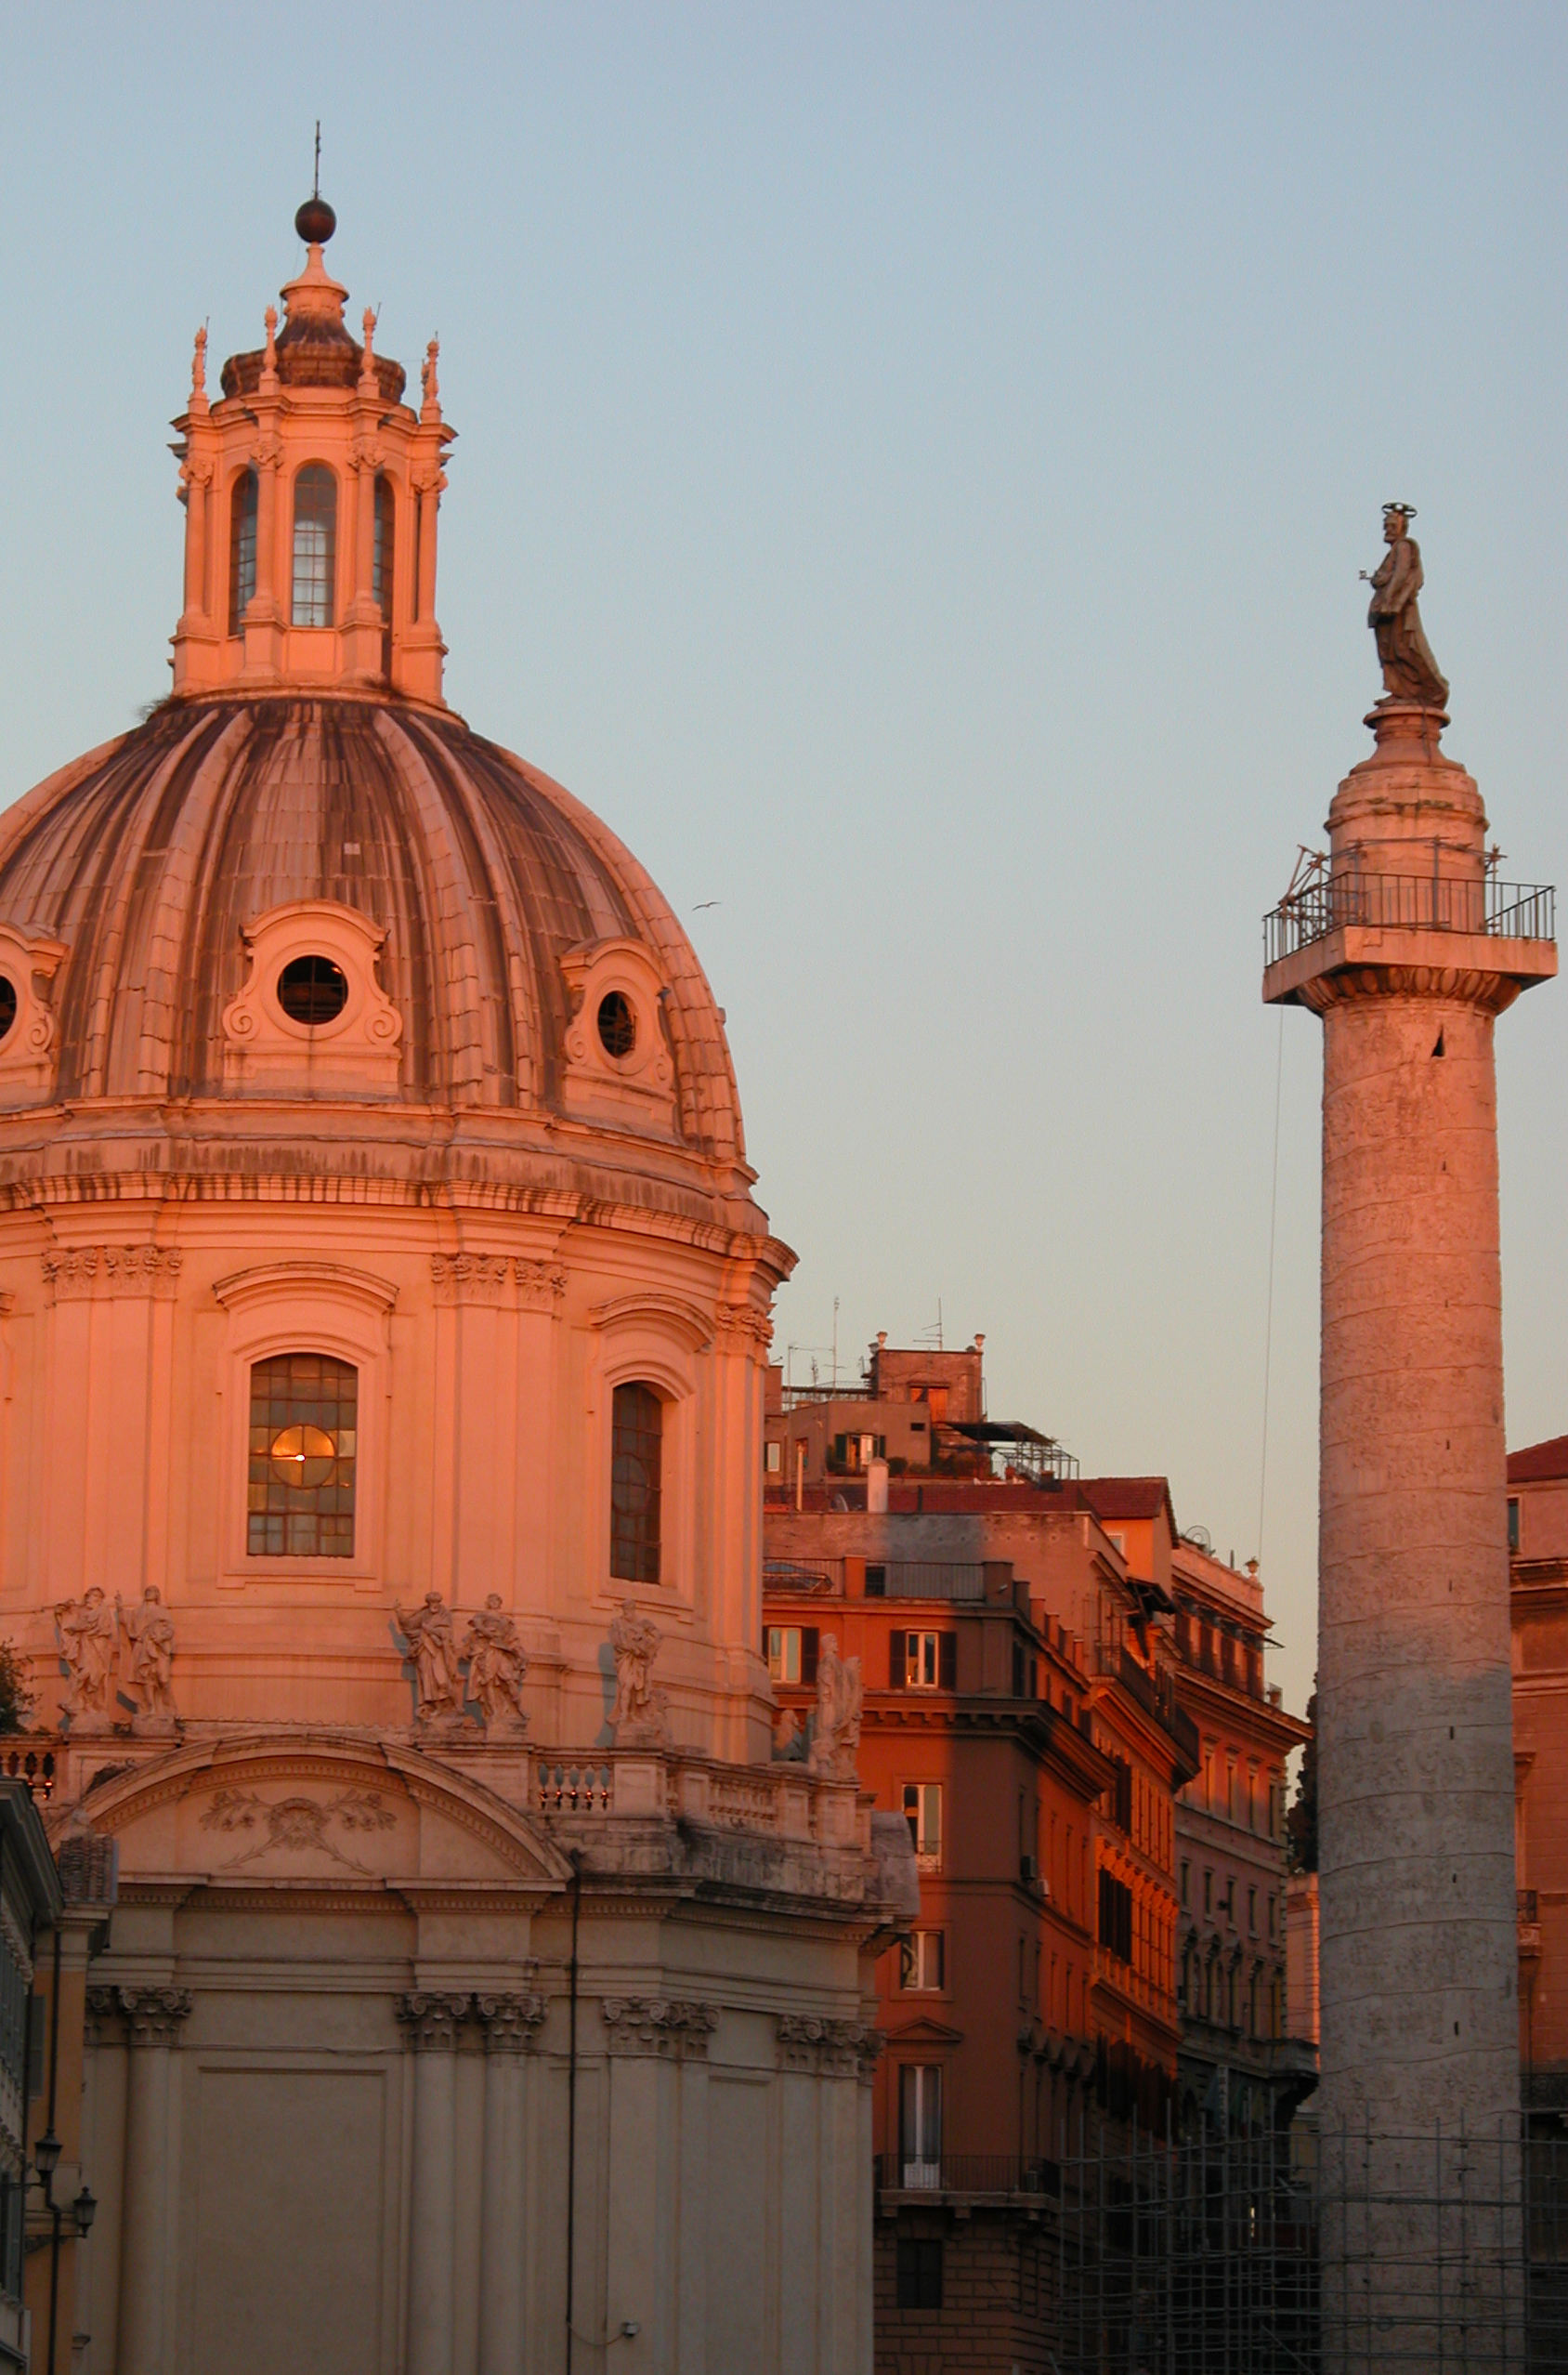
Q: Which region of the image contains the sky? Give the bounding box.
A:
[1,2,1564,1720]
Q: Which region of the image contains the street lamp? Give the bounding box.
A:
[33,2128,59,2193]
[72,2185,96,2237]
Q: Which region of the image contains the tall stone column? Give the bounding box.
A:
[114,1987,192,2375]
[475,1992,544,2375]
[1266,665,1555,2358]
[399,1992,469,2375]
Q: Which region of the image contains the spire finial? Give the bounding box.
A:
[294,125,336,249]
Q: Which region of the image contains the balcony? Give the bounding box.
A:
[874,2153,1061,2200]
[1095,1642,1201,1770]
[1263,870,1556,970]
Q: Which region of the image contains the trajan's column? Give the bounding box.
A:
[1263,511,1555,2258]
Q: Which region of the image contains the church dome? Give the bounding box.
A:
[0,694,745,1166]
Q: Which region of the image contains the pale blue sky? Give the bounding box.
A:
[2,4,1563,1716]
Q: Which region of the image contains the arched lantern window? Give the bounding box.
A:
[291,466,337,628]
[373,475,395,676]
[610,1383,663,1584]
[228,468,258,636]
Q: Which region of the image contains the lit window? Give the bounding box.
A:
[903,1781,942,1866]
[611,1384,662,1584]
[900,1930,945,1992]
[229,469,257,635]
[247,1354,357,1557]
[907,1631,940,1688]
[291,465,337,627]
[898,2064,942,2188]
[766,1625,817,1686]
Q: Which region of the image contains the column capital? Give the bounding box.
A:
[601,1997,719,2060]
[116,1985,193,2047]
[776,2014,884,2083]
[475,1992,547,2054]
[397,1989,470,2052]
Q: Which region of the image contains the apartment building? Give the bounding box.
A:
[1168,1535,1315,2132]
[1508,1434,1568,2116]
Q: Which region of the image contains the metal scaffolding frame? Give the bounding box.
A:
[1052,2116,1568,2373]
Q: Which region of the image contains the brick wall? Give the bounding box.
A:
[875,2204,1061,2375]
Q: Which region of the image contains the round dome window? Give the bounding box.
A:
[597,991,636,1059]
[0,978,16,1043]
[277,955,349,1026]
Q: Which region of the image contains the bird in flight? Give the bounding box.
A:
[692,900,721,911]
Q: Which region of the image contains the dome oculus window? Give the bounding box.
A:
[596,991,636,1060]
[291,465,337,628]
[0,979,16,1044]
[277,954,348,1025]
[229,468,257,635]
[610,1382,662,1584]
[248,1354,357,1556]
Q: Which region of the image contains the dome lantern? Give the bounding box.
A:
[171,199,453,707]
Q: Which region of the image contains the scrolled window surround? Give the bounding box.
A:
[220,899,402,1095]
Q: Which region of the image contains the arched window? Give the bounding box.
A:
[373,475,395,676]
[248,1353,357,1556]
[228,469,257,635]
[291,466,337,627]
[610,1383,662,1583]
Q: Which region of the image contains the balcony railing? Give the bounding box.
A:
[1263,871,1555,969]
[1094,1643,1200,1768]
[874,2153,1061,2198]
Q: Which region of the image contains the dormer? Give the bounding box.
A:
[169,190,455,708]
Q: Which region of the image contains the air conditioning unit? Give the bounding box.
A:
[1020,1855,1041,1890]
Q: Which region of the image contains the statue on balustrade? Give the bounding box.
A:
[122,1585,178,1733]
[807,1633,863,1780]
[395,1592,464,1725]
[54,1588,119,1734]
[609,1598,672,1748]
[460,1595,529,1733]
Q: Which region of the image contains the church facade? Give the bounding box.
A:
[1,196,911,2374]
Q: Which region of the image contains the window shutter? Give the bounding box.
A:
[938,1632,957,1690]
[802,1628,819,1685]
[889,1632,906,1689]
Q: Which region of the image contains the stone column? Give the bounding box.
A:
[399,1992,470,2375]
[114,1987,192,2375]
[243,431,285,679]
[475,1993,543,2375]
[602,1999,718,2367]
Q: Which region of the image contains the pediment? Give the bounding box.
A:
[885,2013,965,2047]
[68,1732,571,1895]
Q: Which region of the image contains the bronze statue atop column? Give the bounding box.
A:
[1362,502,1449,709]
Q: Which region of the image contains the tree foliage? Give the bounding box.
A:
[0,1640,36,1737]
[1286,1687,1318,1874]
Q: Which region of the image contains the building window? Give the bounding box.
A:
[764,1439,781,1475]
[1180,1859,1190,1909]
[1098,1869,1133,1962]
[890,1630,955,1690]
[865,1564,886,1595]
[372,475,395,618]
[0,2172,19,2304]
[900,1930,945,1992]
[1268,1893,1277,1941]
[229,468,257,634]
[903,1781,942,1867]
[1203,1869,1213,1917]
[610,1384,662,1583]
[830,1431,886,1472]
[291,465,337,626]
[895,2237,943,2311]
[898,2064,942,2187]
[1509,1497,1521,1553]
[247,1353,357,1557]
[766,1625,818,1686]
[1248,1885,1258,1935]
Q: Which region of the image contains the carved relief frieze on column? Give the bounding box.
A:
[601,1998,719,2060]
[430,1253,511,1307]
[776,2014,884,2082]
[712,1304,775,1353]
[396,1990,472,2052]
[474,1993,547,2054]
[513,1260,568,1314]
[85,1983,127,2048]
[42,1247,182,1303]
[119,1987,194,2046]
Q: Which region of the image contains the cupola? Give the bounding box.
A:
[170,191,454,706]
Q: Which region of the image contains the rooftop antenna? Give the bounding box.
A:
[313,121,321,201]
[831,1297,839,1388]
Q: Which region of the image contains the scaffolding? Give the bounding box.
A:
[1052,2117,1568,2373]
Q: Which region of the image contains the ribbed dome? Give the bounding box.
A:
[0,695,743,1160]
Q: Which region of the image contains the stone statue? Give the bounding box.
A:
[121,1586,177,1730]
[421,337,440,414]
[262,305,279,378]
[191,324,207,401]
[807,1632,863,1780]
[54,1588,118,1731]
[460,1594,529,1732]
[1362,504,1449,710]
[395,1592,464,1723]
[608,1597,671,1748]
